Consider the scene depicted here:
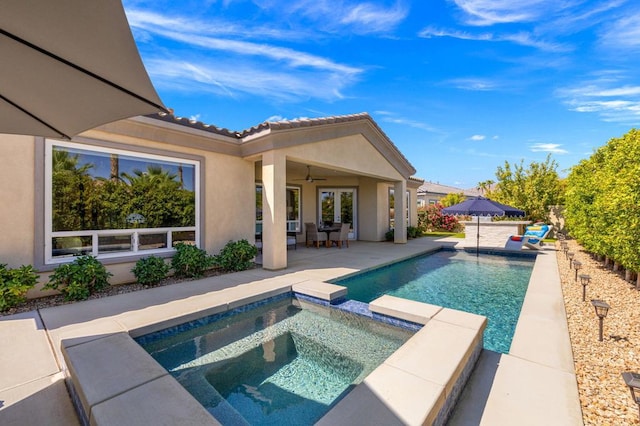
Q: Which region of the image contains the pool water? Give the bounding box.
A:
[137,296,413,425]
[334,249,534,353]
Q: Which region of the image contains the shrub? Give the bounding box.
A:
[171,243,214,278]
[407,226,422,239]
[418,204,461,232]
[45,256,112,301]
[214,239,258,272]
[385,228,421,240]
[132,256,170,286]
[0,264,39,311]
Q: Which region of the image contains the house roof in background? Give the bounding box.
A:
[417,181,481,197]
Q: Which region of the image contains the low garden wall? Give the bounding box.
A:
[461,220,531,249]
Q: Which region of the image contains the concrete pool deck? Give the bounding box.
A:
[0,237,582,425]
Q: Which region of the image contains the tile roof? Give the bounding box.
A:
[418,181,481,197]
[239,112,372,136]
[145,111,415,174]
[147,111,238,138]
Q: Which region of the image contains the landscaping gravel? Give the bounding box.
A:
[558,240,640,425]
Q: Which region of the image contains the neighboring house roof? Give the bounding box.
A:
[138,111,418,179]
[465,187,484,197]
[417,181,479,197]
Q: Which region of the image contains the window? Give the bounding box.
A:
[286,186,301,232]
[45,140,199,263]
[255,184,300,233]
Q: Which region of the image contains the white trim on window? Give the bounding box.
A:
[45,140,201,264]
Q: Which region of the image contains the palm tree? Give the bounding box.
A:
[120,165,178,186]
[110,154,119,182]
[51,148,94,231]
[477,180,495,196]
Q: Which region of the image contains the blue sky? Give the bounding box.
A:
[122,0,640,189]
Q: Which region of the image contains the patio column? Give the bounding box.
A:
[261,151,287,270]
[394,180,407,243]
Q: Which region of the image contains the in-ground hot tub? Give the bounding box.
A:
[61,280,486,425]
[136,294,414,425]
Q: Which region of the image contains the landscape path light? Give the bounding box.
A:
[591,299,610,342]
[573,260,582,282]
[622,372,640,420]
[560,241,568,258]
[567,252,575,267]
[579,274,591,302]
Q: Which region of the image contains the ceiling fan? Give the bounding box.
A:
[295,165,327,183]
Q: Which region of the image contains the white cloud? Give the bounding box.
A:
[265,115,310,123]
[147,58,357,101]
[126,9,301,41]
[538,0,626,35]
[247,0,409,35]
[451,0,565,26]
[126,9,363,101]
[339,2,409,33]
[419,26,570,52]
[265,115,285,122]
[444,78,498,91]
[470,135,486,141]
[557,76,640,124]
[598,13,640,52]
[137,24,361,76]
[530,143,568,154]
[374,111,440,132]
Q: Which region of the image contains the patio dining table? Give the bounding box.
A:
[318,225,341,247]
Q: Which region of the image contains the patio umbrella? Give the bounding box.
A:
[442,197,525,255]
[1,0,167,140]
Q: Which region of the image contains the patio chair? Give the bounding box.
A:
[305,222,328,248]
[504,224,552,250]
[255,233,262,253]
[329,223,350,248]
[287,231,297,250]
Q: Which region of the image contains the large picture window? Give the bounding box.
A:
[45,140,200,263]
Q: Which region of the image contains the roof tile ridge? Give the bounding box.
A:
[146,111,238,138]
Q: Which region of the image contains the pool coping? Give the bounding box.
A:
[60,282,486,425]
[473,249,583,425]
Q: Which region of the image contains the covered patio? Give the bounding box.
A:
[241,113,423,271]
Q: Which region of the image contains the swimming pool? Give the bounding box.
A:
[333,249,534,353]
[136,294,413,425]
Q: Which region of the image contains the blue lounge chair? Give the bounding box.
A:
[505,224,552,250]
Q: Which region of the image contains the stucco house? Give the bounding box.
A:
[417,181,481,207]
[1,111,423,291]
